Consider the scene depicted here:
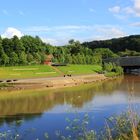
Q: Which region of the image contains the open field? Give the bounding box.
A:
[58,65,102,75]
[0,65,102,79]
[0,65,59,79]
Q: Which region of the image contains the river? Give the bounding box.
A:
[0,75,140,139]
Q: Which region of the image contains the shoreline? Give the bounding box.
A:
[0,74,114,91]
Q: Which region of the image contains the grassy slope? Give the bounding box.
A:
[0,65,59,79]
[58,65,102,75]
[0,64,102,79]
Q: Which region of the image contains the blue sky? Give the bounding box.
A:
[0,0,140,45]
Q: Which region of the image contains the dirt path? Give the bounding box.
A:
[0,74,109,91]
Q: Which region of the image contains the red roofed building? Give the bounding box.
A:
[44,54,53,65]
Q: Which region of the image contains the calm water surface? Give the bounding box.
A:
[0,75,140,139]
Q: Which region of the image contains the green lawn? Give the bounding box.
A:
[0,65,59,79]
[0,64,102,79]
[58,64,102,75]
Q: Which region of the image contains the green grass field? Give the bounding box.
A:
[0,64,102,79]
[58,65,102,75]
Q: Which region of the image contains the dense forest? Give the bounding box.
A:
[0,35,140,66]
[83,35,140,53]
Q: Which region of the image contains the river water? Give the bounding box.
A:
[0,75,140,139]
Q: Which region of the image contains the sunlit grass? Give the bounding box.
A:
[0,64,102,79]
[58,64,102,75]
[0,65,59,79]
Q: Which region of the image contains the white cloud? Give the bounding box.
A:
[24,25,92,33]
[123,7,134,14]
[109,6,121,14]
[130,22,140,26]
[25,25,126,45]
[1,27,23,38]
[109,0,140,17]
[0,25,126,46]
[93,26,126,40]
[134,0,140,16]
[41,38,59,46]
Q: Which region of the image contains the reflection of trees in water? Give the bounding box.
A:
[0,113,42,127]
[0,77,123,125]
[56,77,123,108]
[119,75,140,94]
[101,77,123,94]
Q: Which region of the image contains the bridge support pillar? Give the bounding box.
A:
[126,69,130,74]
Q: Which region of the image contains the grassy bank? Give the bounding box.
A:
[0,64,102,79]
[105,72,122,77]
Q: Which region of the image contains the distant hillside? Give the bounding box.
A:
[82,35,140,52]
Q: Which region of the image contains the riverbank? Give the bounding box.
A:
[0,74,111,91]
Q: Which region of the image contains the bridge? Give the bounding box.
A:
[103,56,140,73]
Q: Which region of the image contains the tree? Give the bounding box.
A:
[19,51,27,65]
[12,35,25,55]
[10,52,19,65]
[0,45,9,65]
[94,48,119,59]
[68,39,75,45]
[33,53,41,64]
[2,38,13,56]
[1,53,9,65]
[27,53,34,64]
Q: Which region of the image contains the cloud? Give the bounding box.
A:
[1,25,126,46]
[24,25,126,45]
[123,7,134,14]
[24,25,92,32]
[130,22,140,26]
[109,0,140,17]
[134,0,140,16]
[41,38,59,45]
[1,27,23,38]
[93,26,126,40]
[109,6,121,14]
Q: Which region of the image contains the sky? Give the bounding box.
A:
[0,0,140,45]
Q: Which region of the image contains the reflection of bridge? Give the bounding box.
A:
[104,56,140,73]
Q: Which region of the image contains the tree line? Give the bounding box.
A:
[0,36,117,66]
[0,35,139,66]
[83,35,140,53]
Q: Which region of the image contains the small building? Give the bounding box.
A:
[44,55,53,65]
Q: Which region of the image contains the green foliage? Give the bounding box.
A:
[103,112,140,140]
[0,34,138,67]
[104,62,114,72]
[55,114,96,140]
[118,49,140,57]
[19,51,27,65]
[10,52,19,65]
[83,35,140,53]
[94,48,119,59]
[103,62,123,77]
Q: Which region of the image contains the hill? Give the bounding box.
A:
[82,35,140,53]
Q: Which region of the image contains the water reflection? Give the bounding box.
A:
[0,77,123,117]
[0,76,140,139]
